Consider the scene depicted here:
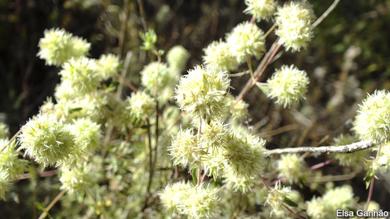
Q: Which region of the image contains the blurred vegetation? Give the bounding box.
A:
[0,0,389,217]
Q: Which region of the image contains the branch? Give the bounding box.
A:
[38,190,66,219]
[312,0,341,28]
[265,141,374,156]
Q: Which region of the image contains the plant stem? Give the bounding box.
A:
[143,119,153,210]
[145,119,153,192]
[237,41,282,101]
[312,0,341,28]
[265,141,374,156]
[38,190,66,219]
[152,100,159,176]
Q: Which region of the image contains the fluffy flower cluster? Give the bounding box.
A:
[265,185,301,217]
[169,122,266,192]
[38,28,90,66]
[126,91,155,120]
[275,1,315,51]
[244,0,276,21]
[263,65,309,107]
[59,57,100,93]
[353,90,390,143]
[306,185,356,219]
[141,62,175,96]
[226,22,265,63]
[0,139,26,199]
[0,140,26,180]
[169,129,200,167]
[59,165,93,193]
[175,66,230,119]
[159,182,219,219]
[95,54,120,80]
[277,154,307,184]
[167,45,190,72]
[203,41,239,72]
[19,114,75,166]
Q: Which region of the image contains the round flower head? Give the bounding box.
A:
[59,165,93,193]
[0,140,26,180]
[160,182,219,219]
[95,54,120,80]
[175,66,230,119]
[126,91,155,120]
[59,57,100,93]
[169,129,201,167]
[277,154,307,184]
[160,181,193,213]
[353,90,390,143]
[167,45,190,72]
[0,123,9,139]
[275,1,315,51]
[38,28,90,66]
[203,41,239,72]
[263,65,309,107]
[19,114,75,166]
[244,0,277,21]
[141,62,174,96]
[307,185,356,219]
[226,22,265,63]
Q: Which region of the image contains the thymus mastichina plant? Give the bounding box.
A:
[0,1,388,218]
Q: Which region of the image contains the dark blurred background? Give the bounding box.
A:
[0,0,389,217]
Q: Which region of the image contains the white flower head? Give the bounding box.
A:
[226,22,265,63]
[244,0,277,21]
[38,28,90,66]
[263,65,309,107]
[167,45,190,72]
[353,90,390,143]
[203,41,239,72]
[275,1,315,52]
[175,65,230,119]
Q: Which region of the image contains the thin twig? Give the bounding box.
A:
[38,190,66,219]
[312,0,341,28]
[152,100,159,178]
[1,130,21,152]
[265,141,374,156]
[364,144,382,210]
[310,160,333,170]
[143,119,153,210]
[237,41,282,101]
[17,169,57,181]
